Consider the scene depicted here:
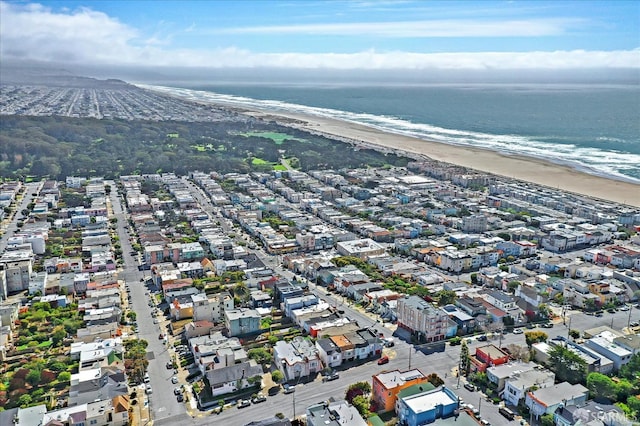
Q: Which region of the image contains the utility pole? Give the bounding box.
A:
[408,346,412,370]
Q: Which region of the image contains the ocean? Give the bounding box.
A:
[143,82,640,184]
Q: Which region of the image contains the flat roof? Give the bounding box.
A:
[478,344,508,359]
[376,369,426,390]
[404,388,457,414]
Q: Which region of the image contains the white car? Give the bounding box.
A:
[145,384,152,394]
[513,328,524,334]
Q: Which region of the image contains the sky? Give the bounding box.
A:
[1,0,639,70]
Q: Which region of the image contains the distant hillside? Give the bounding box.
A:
[0,62,129,88]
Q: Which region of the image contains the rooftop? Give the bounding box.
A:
[477,344,509,360]
[403,386,457,414]
[375,369,427,390]
[487,361,536,380]
[528,382,588,407]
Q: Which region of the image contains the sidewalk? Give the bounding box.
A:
[130,385,152,426]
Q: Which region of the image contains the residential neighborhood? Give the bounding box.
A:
[0,164,639,426]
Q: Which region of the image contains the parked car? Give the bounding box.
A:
[176,394,184,402]
[377,355,389,365]
[237,399,251,409]
[541,323,553,328]
[513,328,524,334]
[166,361,174,369]
[174,387,181,395]
[464,383,475,392]
[171,376,179,384]
[322,372,340,382]
[477,335,488,342]
[158,333,164,340]
[251,394,267,404]
[283,384,296,394]
[145,384,152,394]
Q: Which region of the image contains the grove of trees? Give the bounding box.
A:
[0,115,409,180]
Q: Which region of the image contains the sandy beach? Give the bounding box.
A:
[143,84,640,208]
[239,108,640,208]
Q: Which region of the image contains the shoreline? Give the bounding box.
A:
[240,108,640,208]
[142,85,640,207]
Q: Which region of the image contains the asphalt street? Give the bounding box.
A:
[107,181,188,424]
[0,181,42,253]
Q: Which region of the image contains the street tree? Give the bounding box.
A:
[459,340,470,377]
[525,331,548,347]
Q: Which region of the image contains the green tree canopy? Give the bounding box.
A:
[436,290,457,306]
[247,348,272,365]
[271,370,283,384]
[586,373,617,400]
[525,331,548,347]
[548,345,587,384]
[459,340,470,377]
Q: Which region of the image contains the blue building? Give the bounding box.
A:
[398,386,459,426]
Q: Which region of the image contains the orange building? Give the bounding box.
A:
[371,369,429,413]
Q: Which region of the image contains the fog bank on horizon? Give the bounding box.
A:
[1,60,639,87]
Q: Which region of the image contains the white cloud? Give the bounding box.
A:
[216,18,582,38]
[1,1,638,70]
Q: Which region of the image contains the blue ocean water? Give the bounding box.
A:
[145,83,640,183]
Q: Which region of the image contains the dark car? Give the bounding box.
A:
[477,335,488,341]
[176,394,184,402]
